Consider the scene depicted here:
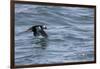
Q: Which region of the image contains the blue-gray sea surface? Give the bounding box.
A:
[15,4,95,65]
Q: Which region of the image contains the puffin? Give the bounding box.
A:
[26,25,48,38]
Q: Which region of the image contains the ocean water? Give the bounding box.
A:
[15,4,95,65]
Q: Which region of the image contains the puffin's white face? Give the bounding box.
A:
[43,25,47,29]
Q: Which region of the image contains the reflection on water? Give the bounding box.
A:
[15,4,95,65]
[33,38,48,49]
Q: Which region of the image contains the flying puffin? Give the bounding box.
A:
[26,25,48,38]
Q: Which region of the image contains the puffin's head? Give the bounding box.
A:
[42,25,47,29]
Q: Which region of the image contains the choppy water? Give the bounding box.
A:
[15,4,95,65]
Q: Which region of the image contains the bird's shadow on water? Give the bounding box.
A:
[33,38,48,49]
